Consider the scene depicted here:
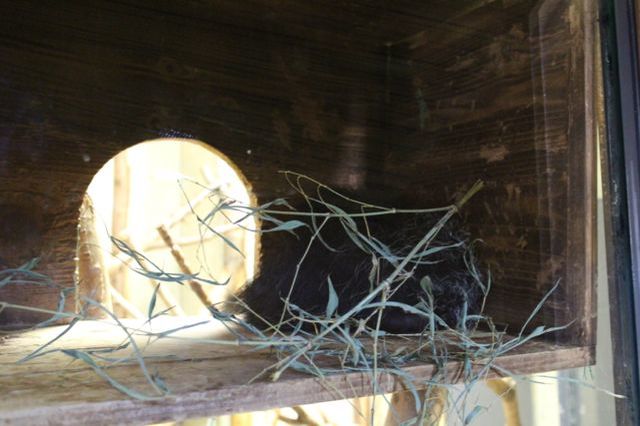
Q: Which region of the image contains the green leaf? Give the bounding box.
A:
[325,277,339,317]
[419,275,433,295]
[148,283,161,320]
[62,349,161,400]
[464,405,485,425]
[18,317,80,363]
[266,219,308,232]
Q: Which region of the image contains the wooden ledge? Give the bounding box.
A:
[0,320,594,425]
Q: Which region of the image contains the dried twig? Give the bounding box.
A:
[276,406,321,426]
[485,377,521,426]
[156,224,212,308]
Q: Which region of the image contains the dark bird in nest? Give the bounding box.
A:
[235,197,485,335]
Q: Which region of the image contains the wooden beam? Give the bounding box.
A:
[0,320,594,425]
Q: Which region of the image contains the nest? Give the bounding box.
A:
[0,172,586,425]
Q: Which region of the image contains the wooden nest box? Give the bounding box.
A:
[0,0,597,422]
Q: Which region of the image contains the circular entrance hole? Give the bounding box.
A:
[81,138,257,318]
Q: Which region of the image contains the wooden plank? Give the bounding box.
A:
[382,0,596,345]
[562,0,597,348]
[0,320,594,425]
[0,0,596,362]
[0,0,391,325]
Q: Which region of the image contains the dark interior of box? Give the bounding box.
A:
[0,0,593,346]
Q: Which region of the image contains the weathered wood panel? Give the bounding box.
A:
[0,0,391,325]
[0,320,594,426]
[0,0,595,354]
[381,0,595,345]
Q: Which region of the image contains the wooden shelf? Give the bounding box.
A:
[0,320,593,425]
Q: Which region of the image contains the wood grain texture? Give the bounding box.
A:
[0,0,392,325]
[0,320,594,425]
[381,0,596,345]
[0,0,596,354]
[75,194,112,318]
